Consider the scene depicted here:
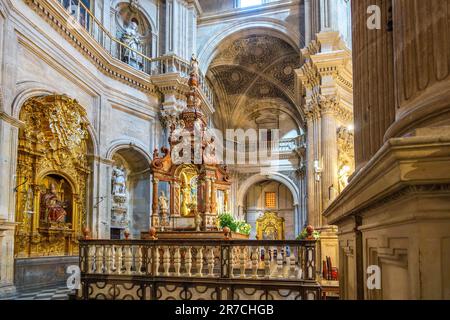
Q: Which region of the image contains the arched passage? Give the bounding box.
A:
[107,144,152,239]
[237,173,302,240]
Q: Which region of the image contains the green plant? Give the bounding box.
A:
[218,213,237,232]
[236,221,252,236]
[296,227,321,240]
[218,213,252,235]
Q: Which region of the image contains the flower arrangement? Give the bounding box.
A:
[218,213,252,236]
[296,226,321,240]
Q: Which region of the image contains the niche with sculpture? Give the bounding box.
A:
[15,95,91,258]
[39,175,73,226]
[114,1,153,70]
[111,157,130,237]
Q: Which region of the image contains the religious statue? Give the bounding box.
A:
[159,191,169,231]
[190,53,199,76]
[112,165,127,195]
[203,135,217,165]
[121,21,143,70]
[40,184,68,223]
[159,191,169,213]
[181,187,191,216]
[194,211,202,232]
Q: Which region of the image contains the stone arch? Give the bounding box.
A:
[106,140,152,168]
[198,18,302,72]
[106,141,152,239]
[11,87,100,157]
[238,172,301,240]
[110,0,158,32]
[237,172,300,207]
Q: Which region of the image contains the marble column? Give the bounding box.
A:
[92,159,112,239]
[352,0,395,170]
[0,226,16,297]
[204,177,211,216]
[165,0,198,60]
[151,178,159,228]
[306,114,317,227]
[321,101,338,212]
[0,115,21,297]
[210,178,217,215]
[385,0,450,138]
[304,0,320,44]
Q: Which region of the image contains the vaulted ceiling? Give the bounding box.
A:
[207,35,304,132]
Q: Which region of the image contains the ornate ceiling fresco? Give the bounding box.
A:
[207,35,304,132]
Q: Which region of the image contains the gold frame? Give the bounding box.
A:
[256,211,285,240]
[15,95,91,257]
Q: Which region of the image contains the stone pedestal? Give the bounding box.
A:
[14,256,79,292]
[0,221,16,298]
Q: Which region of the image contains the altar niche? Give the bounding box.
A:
[39,174,73,226]
[14,95,92,258]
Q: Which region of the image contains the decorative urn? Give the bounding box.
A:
[124,228,130,240]
[223,226,231,240]
[82,227,91,240]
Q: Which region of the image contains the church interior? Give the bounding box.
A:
[0,0,449,301]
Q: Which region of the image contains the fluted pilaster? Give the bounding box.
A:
[386,0,450,138]
[321,100,339,211]
[306,114,317,227]
[352,0,395,170]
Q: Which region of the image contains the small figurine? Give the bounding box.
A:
[194,211,202,232]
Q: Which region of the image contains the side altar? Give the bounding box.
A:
[142,56,237,240]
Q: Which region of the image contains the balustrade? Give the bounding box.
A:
[80,239,316,282]
[48,0,214,106]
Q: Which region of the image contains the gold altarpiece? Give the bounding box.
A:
[256,212,285,240]
[15,95,91,257]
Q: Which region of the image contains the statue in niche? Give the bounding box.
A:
[121,20,143,71]
[159,191,169,213]
[112,165,127,195]
[40,183,68,223]
[181,187,191,216]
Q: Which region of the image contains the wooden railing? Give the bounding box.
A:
[78,239,320,300]
[51,0,214,106]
